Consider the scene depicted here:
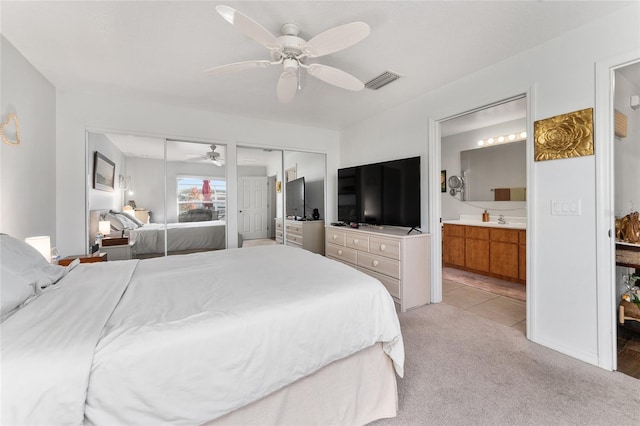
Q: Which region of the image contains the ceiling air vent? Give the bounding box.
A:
[364,70,402,90]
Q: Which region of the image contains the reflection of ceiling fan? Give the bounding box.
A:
[186,144,224,166]
[205,5,370,103]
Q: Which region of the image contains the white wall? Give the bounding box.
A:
[0,36,56,244]
[56,92,339,255]
[614,71,640,217]
[441,118,527,220]
[340,3,640,366]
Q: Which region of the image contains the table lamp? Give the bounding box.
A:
[98,220,111,237]
[25,236,51,262]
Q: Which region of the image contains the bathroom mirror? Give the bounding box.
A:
[459,140,526,201]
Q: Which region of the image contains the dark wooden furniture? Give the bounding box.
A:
[443,223,526,284]
[102,237,129,247]
[58,252,107,266]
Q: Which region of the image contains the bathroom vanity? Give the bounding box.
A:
[442,216,526,284]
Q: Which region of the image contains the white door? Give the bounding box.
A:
[238,176,269,240]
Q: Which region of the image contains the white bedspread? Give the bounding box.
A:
[85,245,403,425]
[129,220,226,255]
[1,261,139,425]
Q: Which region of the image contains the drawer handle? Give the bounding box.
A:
[333,234,338,240]
[372,260,379,267]
[338,249,343,255]
[380,244,386,251]
[353,238,359,245]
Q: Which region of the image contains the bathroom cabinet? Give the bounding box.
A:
[443,223,525,284]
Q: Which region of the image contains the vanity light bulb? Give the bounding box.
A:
[487,138,494,145]
[478,140,485,146]
[128,189,134,196]
[498,136,505,142]
[508,134,516,140]
[520,132,527,138]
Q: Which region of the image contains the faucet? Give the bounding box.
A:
[498,215,507,224]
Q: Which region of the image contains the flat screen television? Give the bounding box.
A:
[286,176,305,219]
[338,156,420,228]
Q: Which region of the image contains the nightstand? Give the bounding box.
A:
[58,252,107,266]
[100,238,132,261]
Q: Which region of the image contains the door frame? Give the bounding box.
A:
[594,48,640,371]
[428,86,536,340]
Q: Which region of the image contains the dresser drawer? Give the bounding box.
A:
[326,243,357,265]
[326,229,346,247]
[358,267,400,299]
[369,237,400,260]
[357,252,400,280]
[345,233,369,251]
[286,222,303,235]
[286,232,303,245]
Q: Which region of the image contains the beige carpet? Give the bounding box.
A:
[241,239,277,247]
[443,267,526,301]
[373,303,640,425]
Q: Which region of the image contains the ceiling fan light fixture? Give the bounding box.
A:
[283,58,299,74]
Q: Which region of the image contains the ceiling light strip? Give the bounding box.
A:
[477,131,527,147]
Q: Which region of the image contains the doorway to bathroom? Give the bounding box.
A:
[439,95,528,334]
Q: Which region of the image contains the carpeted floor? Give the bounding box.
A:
[373,303,640,425]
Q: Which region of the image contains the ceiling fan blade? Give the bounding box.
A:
[277,72,298,103]
[306,64,364,91]
[204,60,271,76]
[303,22,370,58]
[216,5,282,52]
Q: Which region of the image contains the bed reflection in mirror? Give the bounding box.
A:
[87,133,227,258]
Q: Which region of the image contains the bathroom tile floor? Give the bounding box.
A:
[442,273,526,335]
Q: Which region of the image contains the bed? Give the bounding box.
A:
[1,234,404,425]
[90,210,226,257]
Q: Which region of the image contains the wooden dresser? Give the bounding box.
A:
[325,225,431,312]
[275,219,325,255]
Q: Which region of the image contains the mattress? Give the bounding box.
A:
[129,219,226,255]
[2,245,403,425]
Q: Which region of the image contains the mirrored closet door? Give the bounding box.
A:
[86,132,227,259]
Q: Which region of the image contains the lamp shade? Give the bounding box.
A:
[98,220,111,236]
[25,236,51,262]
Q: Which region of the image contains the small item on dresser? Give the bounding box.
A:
[312,208,320,220]
[482,210,489,222]
[350,222,359,229]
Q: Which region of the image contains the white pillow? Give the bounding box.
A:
[103,212,124,232]
[0,234,66,291]
[0,268,34,320]
[115,213,140,229]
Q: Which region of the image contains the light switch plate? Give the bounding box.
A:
[551,200,581,216]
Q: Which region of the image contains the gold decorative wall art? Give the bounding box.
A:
[1,113,21,146]
[534,107,593,161]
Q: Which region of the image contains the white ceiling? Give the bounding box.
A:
[1,1,633,130]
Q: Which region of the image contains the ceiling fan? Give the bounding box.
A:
[205,5,370,103]
[186,144,224,166]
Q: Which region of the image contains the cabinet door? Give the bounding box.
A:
[465,239,490,272]
[443,235,465,267]
[490,241,519,279]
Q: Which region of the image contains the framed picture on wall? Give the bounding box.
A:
[94,151,115,192]
[441,170,446,193]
